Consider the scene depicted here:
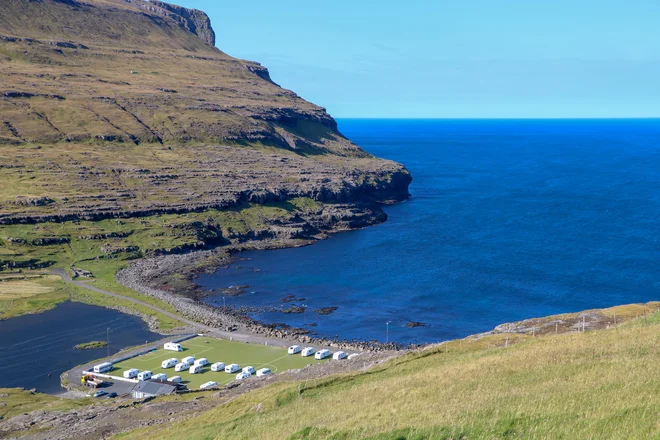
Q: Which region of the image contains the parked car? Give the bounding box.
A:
[93,390,107,398]
[105,392,118,398]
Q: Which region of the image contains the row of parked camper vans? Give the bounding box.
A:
[287,345,359,361]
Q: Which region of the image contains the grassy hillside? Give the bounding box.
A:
[118,309,660,439]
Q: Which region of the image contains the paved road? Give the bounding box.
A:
[52,268,207,330]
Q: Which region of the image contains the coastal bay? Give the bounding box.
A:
[197,119,660,344]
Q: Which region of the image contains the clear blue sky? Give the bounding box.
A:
[178,0,660,118]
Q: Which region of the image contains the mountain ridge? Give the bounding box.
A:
[0,0,411,223]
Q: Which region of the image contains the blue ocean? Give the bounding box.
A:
[197,119,660,344]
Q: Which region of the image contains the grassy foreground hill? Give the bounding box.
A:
[118,305,660,440]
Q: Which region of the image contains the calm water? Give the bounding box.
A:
[197,119,660,344]
[0,301,160,393]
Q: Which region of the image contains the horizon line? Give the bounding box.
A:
[334,117,660,120]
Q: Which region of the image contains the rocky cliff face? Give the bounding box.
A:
[129,0,216,46]
[0,0,411,223]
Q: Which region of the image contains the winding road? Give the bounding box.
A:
[51,268,205,331]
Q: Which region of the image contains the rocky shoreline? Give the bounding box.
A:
[116,202,411,353]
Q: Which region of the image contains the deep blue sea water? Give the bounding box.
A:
[197,119,660,344]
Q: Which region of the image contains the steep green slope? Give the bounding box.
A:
[120,307,660,440]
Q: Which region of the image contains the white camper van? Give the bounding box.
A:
[211,362,225,372]
[256,368,271,377]
[137,371,152,381]
[123,368,139,379]
[242,366,255,375]
[152,373,168,381]
[181,356,195,364]
[194,358,209,367]
[288,345,301,355]
[225,363,240,373]
[200,381,218,390]
[301,347,315,357]
[333,351,347,360]
[93,362,113,373]
[168,376,182,383]
[175,362,190,372]
[189,364,203,374]
[164,342,183,352]
[161,358,178,369]
[315,349,331,360]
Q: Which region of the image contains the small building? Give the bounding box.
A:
[131,380,177,399]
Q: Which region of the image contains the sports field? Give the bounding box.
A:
[110,337,329,389]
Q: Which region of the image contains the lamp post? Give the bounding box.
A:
[386,321,392,344]
[106,328,110,357]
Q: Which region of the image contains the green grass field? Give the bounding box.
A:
[110,337,329,389]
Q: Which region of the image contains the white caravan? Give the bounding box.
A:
[288,345,301,355]
[137,371,152,381]
[200,381,218,390]
[301,347,315,357]
[333,351,347,360]
[189,364,203,374]
[123,369,139,379]
[175,362,190,372]
[161,358,178,369]
[256,368,271,377]
[164,342,183,352]
[211,362,226,372]
[315,349,331,360]
[225,363,240,373]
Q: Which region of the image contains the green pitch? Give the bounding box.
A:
[110,337,329,389]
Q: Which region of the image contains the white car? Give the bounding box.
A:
[242,366,255,375]
[288,345,301,355]
[235,371,251,380]
[210,362,225,372]
[315,349,331,360]
[256,368,271,377]
[200,381,218,390]
[301,347,315,357]
[333,351,347,360]
[225,363,240,373]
